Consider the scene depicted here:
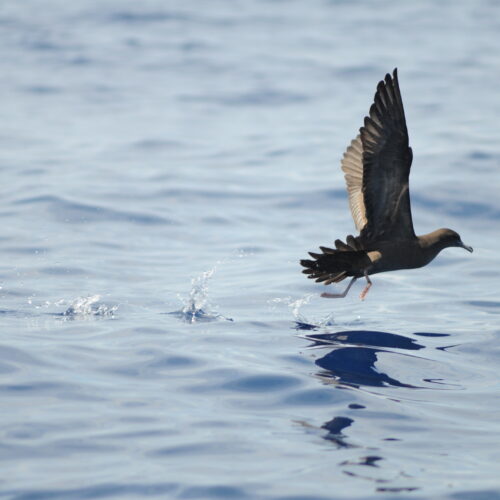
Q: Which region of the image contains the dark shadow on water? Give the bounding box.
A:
[300,328,450,389]
[316,347,416,388]
[413,332,449,337]
[341,455,383,467]
[303,329,425,350]
[296,325,454,492]
[321,416,355,448]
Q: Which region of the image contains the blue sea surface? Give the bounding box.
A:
[1,1,500,499]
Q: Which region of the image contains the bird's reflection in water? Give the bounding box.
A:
[296,324,451,492]
[298,328,450,389]
[317,347,415,388]
[305,329,425,350]
[321,416,355,448]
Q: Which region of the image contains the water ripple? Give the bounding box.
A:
[3,482,179,500]
[13,195,172,225]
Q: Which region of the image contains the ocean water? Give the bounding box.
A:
[1,1,500,499]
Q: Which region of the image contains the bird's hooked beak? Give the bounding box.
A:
[460,241,473,253]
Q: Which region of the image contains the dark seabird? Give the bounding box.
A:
[300,69,472,300]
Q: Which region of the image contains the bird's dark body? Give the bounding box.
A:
[301,236,439,284]
[303,236,439,282]
[300,69,472,298]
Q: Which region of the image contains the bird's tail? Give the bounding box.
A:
[300,238,366,285]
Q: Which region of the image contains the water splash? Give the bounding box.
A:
[62,295,117,319]
[169,268,232,323]
[270,294,336,329]
[26,294,117,319]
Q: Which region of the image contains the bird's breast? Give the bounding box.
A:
[365,241,426,275]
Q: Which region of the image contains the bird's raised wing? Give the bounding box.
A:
[341,68,415,245]
[341,134,366,232]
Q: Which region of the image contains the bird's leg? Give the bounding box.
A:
[359,273,372,301]
[321,277,357,299]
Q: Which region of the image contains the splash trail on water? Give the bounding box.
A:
[62,295,117,319]
[170,267,232,323]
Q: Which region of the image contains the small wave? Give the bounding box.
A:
[169,268,232,323]
[412,193,500,220]
[13,195,172,226]
[130,139,184,151]
[22,85,62,95]
[179,88,309,107]
[108,11,190,24]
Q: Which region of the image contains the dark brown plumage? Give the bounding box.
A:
[301,69,472,299]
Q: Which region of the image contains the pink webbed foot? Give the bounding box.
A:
[359,273,372,301]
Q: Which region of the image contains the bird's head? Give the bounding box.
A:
[437,228,473,253]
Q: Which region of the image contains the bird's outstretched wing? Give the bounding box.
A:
[341,134,366,232]
[341,68,415,245]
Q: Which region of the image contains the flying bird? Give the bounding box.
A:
[300,69,472,300]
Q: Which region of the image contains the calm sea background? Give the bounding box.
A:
[1,1,500,499]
